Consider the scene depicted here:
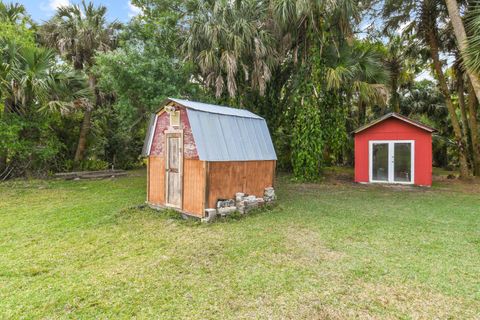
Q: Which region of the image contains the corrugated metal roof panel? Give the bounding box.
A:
[187,108,277,161]
[168,98,263,119]
[143,98,277,160]
[141,114,157,157]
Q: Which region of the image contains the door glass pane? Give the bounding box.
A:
[372,143,389,181]
[394,143,412,182]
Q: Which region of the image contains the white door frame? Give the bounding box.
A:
[368,140,415,185]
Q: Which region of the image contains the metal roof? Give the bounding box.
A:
[144,98,277,161]
[164,98,263,119]
[141,114,157,157]
[353,112,436,134]
[187,108,276,161]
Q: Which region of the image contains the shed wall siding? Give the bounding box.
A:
[354,118,432,186]
[207,160,275,208]
[183,159,206,216]
[148,156,165,204]
[146,103,277,217]
[150,107,198,159]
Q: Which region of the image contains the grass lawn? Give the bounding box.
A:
[1,169,479,319]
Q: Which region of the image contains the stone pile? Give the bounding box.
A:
[235,193,258,214]
[264,187,276,202]
[216,198,237,217]
[202,187,275,222]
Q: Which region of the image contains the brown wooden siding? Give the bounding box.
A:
[207,160,275,208]
[148,156,165,204]
[182,159,206,217]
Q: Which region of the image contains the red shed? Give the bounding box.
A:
[354,113,435,186]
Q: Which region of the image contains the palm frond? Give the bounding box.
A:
[465,1,480,73]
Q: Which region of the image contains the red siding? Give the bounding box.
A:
[150,106,198,159]
[354,117,433,186]
[148,105,203,215]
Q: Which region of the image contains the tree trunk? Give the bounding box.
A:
[0,154,6,175]
[445,0,480,102]
[456,68,471,154]
[73,109,92,163]
[358,101,366,125]
[467,80,480,175]
[427,29,471,177]
[1,100,10,174]
[73,75,96,165]
[390,75,400,113]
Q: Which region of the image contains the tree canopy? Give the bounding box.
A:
[1,0,480,180]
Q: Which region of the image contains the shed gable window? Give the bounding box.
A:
[170,111,180,127]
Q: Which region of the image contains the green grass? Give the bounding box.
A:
[1,170,479,319]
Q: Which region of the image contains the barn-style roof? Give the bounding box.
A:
[142,98,277,161]
[353,112,436,134]
[167,98,262,119]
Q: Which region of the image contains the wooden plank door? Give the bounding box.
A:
[165,132,183,208]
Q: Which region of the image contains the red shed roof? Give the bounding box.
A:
[353,112,436,134]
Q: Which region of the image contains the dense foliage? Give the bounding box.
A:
[1,0,480,180]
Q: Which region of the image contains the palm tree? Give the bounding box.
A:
[185,0,384,178]
[323,40,389,125]
[465,2,480,73]
[0,2,30,24]
[0,36,90,177]
[445,0,480,102]
[464,2,480,174]
[185,0,362,99]
[41,0,120,164]
[184,0,277,98]
[382,34,423,113]
[383,0,471,177]
[1,40,53,116]
[1,41,90,120]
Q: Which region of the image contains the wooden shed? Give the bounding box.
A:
[354,113,435,186]
[142,98,277,218]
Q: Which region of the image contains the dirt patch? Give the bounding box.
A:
[231,293,349,320]
[434,176,480,194]
[279,171,480,196]
[345,281,480,319]
[223,278,479,320]
[281,225,345,264]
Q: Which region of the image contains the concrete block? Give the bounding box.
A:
[236,205,245,214]
[217,199,235,208]
[264,187,275,198]
[235,192,245,202]
[244,201,258,213]
[202,208,217,223]
[218,206,237,217]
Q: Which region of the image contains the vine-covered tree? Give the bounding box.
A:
[41,0,120,165]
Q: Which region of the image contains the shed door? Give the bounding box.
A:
[369,140,414,184]
[371,142,389,182]
[165,132,183,208]
[393,143,412,182]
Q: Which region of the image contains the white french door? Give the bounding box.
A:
[369,140,414,184]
